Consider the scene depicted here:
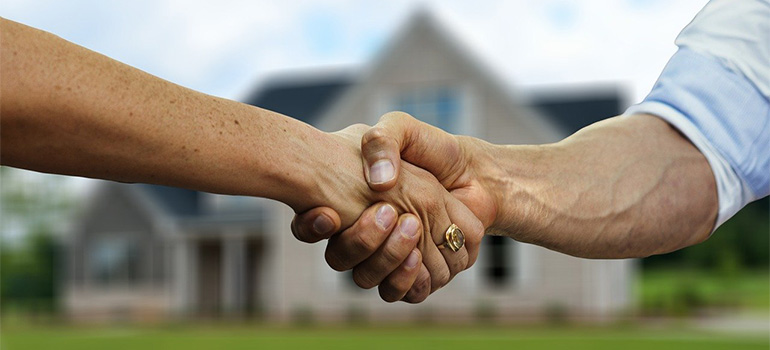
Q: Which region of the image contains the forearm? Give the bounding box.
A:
[482,114,718,258]
[0,18,329,212]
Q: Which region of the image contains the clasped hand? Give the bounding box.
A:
[291,113,497,303]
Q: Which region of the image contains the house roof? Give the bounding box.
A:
[243,74,622,132]
[240,11,622,133]
[136,183,202,217]
[242,74,355,126]
[136,11,623,221]
[530,92,623,134]
[130,183,264,225]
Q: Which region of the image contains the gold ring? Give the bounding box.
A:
[440,224,465,252]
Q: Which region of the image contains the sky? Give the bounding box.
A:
[3,0,708,102]
[1,0,710,241]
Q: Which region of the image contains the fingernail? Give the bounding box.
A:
[399,216,419,239]
[375,204,396,230]
[369,159,395,184]
[405,250,419,269]
[312,214,334,236]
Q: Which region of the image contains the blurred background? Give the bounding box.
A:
[1,0,768,349]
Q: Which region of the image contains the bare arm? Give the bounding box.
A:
[295,112,718,268]
[480,114,717,258]
[1,19,484,302]
[0,17,325,211]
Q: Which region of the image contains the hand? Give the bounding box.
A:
[296,123,484,302]
[293,113,497,302]
[360,112,498,227]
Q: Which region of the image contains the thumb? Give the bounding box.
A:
[362,111,463,191]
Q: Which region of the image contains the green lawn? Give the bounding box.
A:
[3,270,767,349]
[1,324,767,350]
[638,269,770,314]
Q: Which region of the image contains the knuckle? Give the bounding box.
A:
[379,279,407,303]
[404,275,430,303]
[450,253,469,274]
[362,129,396,156]
[362,127,388,145]
[290,215,309,242]
[459,252,470,271]
[432,268,451,291]
[349,123,370,131]
[383,111,413,122]
[380,242,406,267]
[350,230,380,254]
[352,268,377,289]
[423,199,440,215]
[469,221,485,245]
[355,210,376,230]
[324,247,350,271]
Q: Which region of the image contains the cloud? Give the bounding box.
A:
[0,0,710,231]
[2,0,708,102]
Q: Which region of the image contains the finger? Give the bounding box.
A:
[324,203,397,271]
[378,249,421,302]
[434,195,485,275]
[291,207,341,243]
[352,214,421,289]
[361,124,402,191]
[362,111,463,191]
[402,263,431,303]
[421,237,453,293]
[401,163,468,292]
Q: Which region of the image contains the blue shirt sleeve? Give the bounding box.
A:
[626,0,770,230]
[626,47,769,229]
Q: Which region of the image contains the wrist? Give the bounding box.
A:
[479,142,556,241]
[289,129,371,223]
[245,120,340,212]
[454,137,511,230]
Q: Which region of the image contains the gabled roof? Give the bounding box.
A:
[244,73,622,133]
[530,92,623,134]
[129,11,623,222]
[108,183,263,226]
[242,73,355,126]
[136,183,202,217]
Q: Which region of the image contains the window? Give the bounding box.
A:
[484,235,514,288]
[391,86,463,133]
[89,235,141,286]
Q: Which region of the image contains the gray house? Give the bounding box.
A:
[63,12,633,323]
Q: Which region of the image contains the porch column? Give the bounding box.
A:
[172,237,196,316]
[222,231,246,316]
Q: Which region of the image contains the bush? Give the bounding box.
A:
[474,300,497,324]
[543,302,569,326]
[290,305,315,327]
[345,304,368,326]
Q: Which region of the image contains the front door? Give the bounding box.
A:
[197,239,222,316]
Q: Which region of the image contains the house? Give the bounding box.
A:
[62,11,633,323]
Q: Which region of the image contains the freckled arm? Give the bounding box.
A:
[0,18,334,213]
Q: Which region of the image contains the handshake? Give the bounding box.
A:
[288,111,494,304]
[282,111,719,304]
[2,17,720,306]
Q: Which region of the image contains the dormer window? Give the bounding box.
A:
[391,86,463,134]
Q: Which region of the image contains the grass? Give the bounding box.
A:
[1,323,768,350]
[637,269,770,314]
[3,269,767,349]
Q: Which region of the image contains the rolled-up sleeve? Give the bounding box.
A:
[624,0,770,230]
